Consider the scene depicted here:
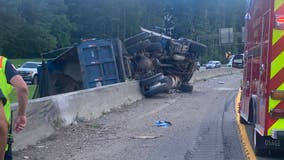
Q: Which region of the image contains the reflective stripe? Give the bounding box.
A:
[0,56,2,68]
[272,30,284,45]
[0,56,13,123]
[267,1,284,137]
[268,119,284,135]
[273,0,284,45]
[0,56,13,151]
[275,0,284,12]
[270,50,284,79]
[269,83,284,111]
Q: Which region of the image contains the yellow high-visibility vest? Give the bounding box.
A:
[0,56,13,124]
[0,56,14,151]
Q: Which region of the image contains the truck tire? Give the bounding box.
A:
[139,73,164,86]
[179,83,193,93]
[161,76,172,92]
[142,83,168,97]
[124,32,150,47]
[126,40,151,55]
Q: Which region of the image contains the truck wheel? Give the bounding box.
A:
[161,76,172,92]
[32,75,38,85]
[124,32,150,47]
[141,83,168,97]
[253,128,268,156]
[179,83,193,93]
[139,73,164,86]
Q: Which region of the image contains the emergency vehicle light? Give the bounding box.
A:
[271,90,284,100]
[270,108,284,119]
[275,15,284,29]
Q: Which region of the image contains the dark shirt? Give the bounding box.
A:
[0,90,6,106]
[5,61,18,84]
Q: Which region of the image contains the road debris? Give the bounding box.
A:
[131,135,162,139]
[155,121,172,127]
[218,81,225,84]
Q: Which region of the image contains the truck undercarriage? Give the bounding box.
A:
[124,27,206,97]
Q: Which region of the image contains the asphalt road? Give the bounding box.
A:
[14,73,245,160]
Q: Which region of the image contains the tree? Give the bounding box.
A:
[3,25,57,58]
[50,16,74,48]
[0,0,246,59]
[0,0,23,55]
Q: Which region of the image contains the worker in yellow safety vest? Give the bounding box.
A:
[0,56,28,160]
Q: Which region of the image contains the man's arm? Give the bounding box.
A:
[5,60,29,133]
[10,75,28,133]
[0,91,7,160]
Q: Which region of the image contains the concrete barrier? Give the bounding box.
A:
[190,67,242,83]
[11,67,242,151]
[11,81,143,151]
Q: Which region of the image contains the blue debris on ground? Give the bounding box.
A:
[155,121,172,127]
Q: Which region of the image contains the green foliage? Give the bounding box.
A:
[9,58,42,67]
[1,0,70,58]
[50,16,74,48]
[0,0,246,62]
[0,0,23,54]
[5,25,57,58]
[9,58,40,103]
[9,85,37,103]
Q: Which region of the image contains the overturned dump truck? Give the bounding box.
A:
[37,27,205,98]
[124,27,206,97]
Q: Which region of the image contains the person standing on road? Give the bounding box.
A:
[0,56,29,160]
[0,89,8,160]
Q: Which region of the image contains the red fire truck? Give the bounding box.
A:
[233,0,284,155]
